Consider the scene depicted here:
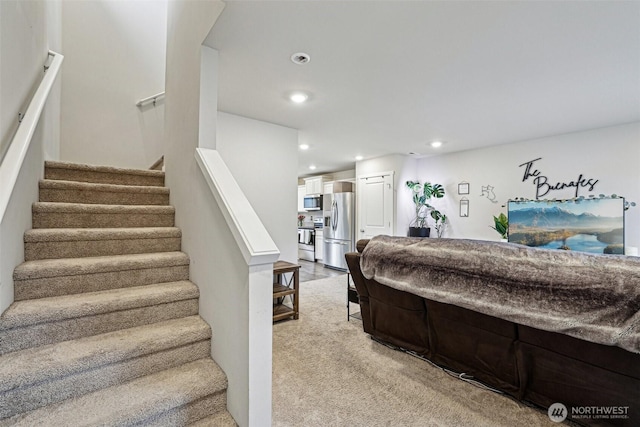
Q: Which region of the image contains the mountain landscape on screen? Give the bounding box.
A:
[508,199,624,254]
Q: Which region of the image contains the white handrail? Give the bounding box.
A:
[136,91,165,107]
[195,148,280,265]
[0,50,64,223]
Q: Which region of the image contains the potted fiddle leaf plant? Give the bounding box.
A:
[406,180,446,237]
[491,213,509,241]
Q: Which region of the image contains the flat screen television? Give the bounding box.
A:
[507,198,624,255]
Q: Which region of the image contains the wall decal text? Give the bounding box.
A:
[519,157,599,199]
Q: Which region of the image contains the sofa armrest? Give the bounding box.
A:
[345,252,369,299]
[356,239,370,253]
[345,251,373,334]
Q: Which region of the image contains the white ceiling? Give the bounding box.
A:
[205,1,640,178]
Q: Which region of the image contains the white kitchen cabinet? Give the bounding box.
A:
[323,181,333,194]
[304,177,324,195]
[315,229,324,261]
[297,185,306,212]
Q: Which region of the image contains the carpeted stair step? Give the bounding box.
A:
[24,227,181,260]
[44,160,165,187]
[0,358,228,426]
[14,251,190,300]
[39,179,170,205]
[0,160,232,425]
[0,316,213,420]
[189,411,237,426]
[32,202,175,228]
[0,281,199,355]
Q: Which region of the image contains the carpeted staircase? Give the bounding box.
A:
[0,161,236,426]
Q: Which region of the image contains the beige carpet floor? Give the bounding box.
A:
[272,274,558,427]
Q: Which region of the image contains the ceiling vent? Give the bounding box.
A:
[291,52,311,65]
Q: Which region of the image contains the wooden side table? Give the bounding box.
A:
[273,260,300,322]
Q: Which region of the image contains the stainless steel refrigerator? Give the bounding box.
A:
[323,192,355,270]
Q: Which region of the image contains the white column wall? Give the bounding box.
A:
[166,2,275,426]
[43,0,62,161]
[199,46,218,150]
[216,112,299,263]
[60,0,167,169]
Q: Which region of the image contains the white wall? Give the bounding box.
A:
[416,123,640,248]
[43,0,62,161]
[165,2,275,426]
[331,169,356,181]
[199,46,218,150]
[0,0,62,313]
[60,0,167,169]
[356,153,418,236]
[217,112,298,263]
[185,159,260,426]
[0,122,45,314]
[1,1,49,161]
[297,169,356,185]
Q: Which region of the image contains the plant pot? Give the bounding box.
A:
[409,227,430,237]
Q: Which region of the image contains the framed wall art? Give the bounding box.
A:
[458,182,469,195]
[460,198,469,217]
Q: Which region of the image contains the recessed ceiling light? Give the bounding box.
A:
[355,155,363,161]
[291,52,311,65]
[430,141,444,148]
[290,92,308,104]
[309,165,317,170]
[299,144,309,150]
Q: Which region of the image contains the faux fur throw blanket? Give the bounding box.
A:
[360,235,640,353]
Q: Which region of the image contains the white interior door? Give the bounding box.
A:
[357,173,394,240]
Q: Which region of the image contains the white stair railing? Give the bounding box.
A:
[0,51,64,219]
[0,50,64,314]
[195,148,280,265]
[135,91,165,108]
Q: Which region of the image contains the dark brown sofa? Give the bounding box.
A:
[346,238,639,426]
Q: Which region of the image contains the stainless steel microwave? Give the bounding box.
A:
[303,195,323,211]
